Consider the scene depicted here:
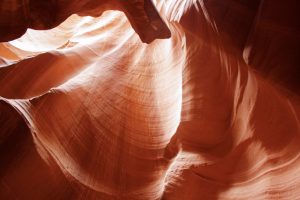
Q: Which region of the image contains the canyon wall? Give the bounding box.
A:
[1,0,300,199]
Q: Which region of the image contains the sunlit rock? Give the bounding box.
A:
[0,0,300,199]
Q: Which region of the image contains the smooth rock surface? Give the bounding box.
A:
[0,0,300,199]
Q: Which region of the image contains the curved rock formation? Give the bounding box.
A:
[0,0,171,43]
[1,0,300,199]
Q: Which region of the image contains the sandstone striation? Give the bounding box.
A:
[0,0,300,199]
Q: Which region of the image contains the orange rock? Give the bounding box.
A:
[0,0,300,199]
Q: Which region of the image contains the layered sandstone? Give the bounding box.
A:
[1,0,300,199]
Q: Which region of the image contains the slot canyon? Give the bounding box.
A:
[0,0,300,199]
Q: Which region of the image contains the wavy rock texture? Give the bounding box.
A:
[0,0,171,43]
[1,0,300,199]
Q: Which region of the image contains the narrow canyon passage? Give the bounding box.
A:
[0,0,300,199]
